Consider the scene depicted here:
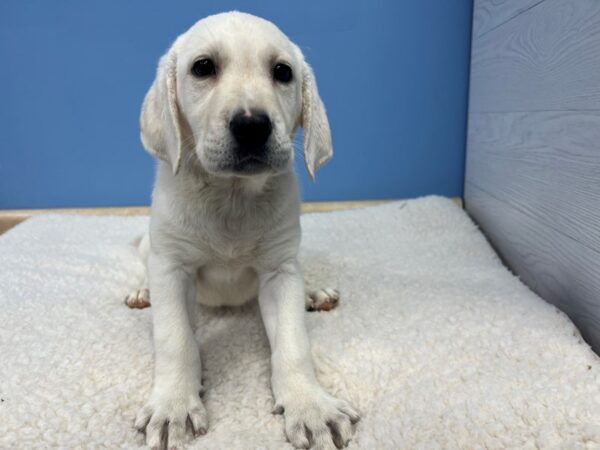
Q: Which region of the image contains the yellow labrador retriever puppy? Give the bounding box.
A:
[127,11,359,449]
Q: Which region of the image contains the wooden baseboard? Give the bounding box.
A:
[0,197,462,235]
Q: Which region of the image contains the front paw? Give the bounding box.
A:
[276,389,360,449]
[135,387,208,449]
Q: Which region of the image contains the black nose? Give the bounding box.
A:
[229,110,272,150]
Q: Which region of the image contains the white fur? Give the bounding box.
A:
[135,12,356,449]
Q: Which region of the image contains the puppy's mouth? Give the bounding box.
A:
[200,141,292,177]
[233,154,270,174]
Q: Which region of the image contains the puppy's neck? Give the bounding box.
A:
[154,162,299,233]
[185,168,272,197]
[226,174,271,195]
[161,161,294,204]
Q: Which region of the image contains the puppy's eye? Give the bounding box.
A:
[191,59,217,78]
[273,63,293,83]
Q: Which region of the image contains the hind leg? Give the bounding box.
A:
[124,268,150,309]
[125,287,151,309]
[125,233,151,309]
[305,288,340,312]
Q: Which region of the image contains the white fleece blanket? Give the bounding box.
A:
[1,196,599,449]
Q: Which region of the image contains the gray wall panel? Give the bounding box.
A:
[465,0,600,351]
[473,0,545,37]
[467,111,600,250]
[470,0,600,112]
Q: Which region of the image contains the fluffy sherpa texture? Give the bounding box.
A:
[1,196,599,450]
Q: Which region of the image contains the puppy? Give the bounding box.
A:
[128,12,359,449]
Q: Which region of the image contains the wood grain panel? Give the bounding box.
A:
[466,111,600,251]
[465,182,600,352]
[470,0,600,112]
[472,0,546,37]
[466,0,600,352]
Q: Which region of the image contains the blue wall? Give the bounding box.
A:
[0,1,473,208]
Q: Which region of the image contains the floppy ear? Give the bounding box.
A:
[301,63,333,180]
[140,51,185,175]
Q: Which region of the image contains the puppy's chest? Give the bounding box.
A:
[189,218,265,266]
[166,192,288,267]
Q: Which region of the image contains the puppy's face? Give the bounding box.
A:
[141,12,332,180]
[174,13,302,176]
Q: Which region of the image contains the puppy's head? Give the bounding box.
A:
[140,12,332,179]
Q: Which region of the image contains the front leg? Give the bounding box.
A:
[135,251,208,448]
[259,260,360,449]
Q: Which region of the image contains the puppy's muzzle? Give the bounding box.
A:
[230,109,272,163]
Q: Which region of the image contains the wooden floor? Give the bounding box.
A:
[0,198,462,235]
